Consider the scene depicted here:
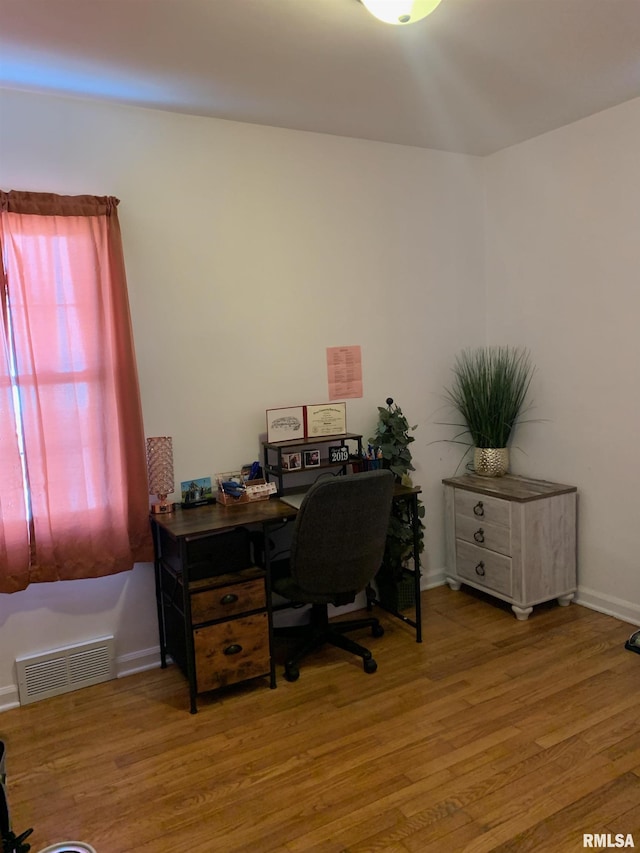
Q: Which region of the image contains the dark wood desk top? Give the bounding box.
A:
[151,482,422,542]
[150,499,297,541]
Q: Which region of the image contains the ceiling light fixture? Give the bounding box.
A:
[360,0,442,25]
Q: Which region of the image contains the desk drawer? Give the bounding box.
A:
[455,490,510,528]
[190,578,266,624]
[456,540,512,597]
[456,514,511,556]
[194,613,270,693]
[186,527,252,580]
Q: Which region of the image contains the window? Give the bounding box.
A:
[0,191,152,593]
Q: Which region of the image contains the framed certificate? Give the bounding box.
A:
[266,406,305,443]
[305,402,347,437]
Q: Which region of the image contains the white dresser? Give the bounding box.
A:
[443,474,577,620]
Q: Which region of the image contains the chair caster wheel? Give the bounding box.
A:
[363,657,378,674]
[284,665,299,682]
[371,623,384,638]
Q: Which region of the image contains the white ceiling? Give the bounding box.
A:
[1,0,639,156]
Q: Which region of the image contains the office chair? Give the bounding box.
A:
[272,469,394,682]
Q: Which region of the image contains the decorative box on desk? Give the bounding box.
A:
[442,474,577,620]
[216,477,277,506]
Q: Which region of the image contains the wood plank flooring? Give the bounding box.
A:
[1,585,639,852]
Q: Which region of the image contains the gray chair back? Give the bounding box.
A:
[289,470,394,599]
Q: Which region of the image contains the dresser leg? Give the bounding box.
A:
[557,593,575,607]
[512,604,533,621]
[446,576,461,591]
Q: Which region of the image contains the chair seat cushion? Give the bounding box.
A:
[271,559,356,607]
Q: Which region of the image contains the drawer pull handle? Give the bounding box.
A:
[475,561,486,577]
[223,643,243,656]
[473,528,485,543]
[220,593,239,606]
[473,501,484,517]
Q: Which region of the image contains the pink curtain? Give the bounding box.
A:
[0,191,152,593]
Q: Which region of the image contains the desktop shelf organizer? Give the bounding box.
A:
[262,432,363,496]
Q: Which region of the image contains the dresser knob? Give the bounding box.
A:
[473,501,484,517]
[220,593,239,606]
[473,528,485,543]
[223,643,243,656]
[475,561,486,577]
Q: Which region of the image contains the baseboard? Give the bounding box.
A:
[0,684,20,713]
[116,645,162,679]
[422,568,447,590]
[574,586,640,627]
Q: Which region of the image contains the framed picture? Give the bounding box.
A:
[266,406,305,443]
[303,449,321,468]
[305,402,347,437]
[282,452,302,470]
[181,476,214,507]
[328,445,349,464]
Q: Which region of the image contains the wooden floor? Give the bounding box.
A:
[2,585,639,853]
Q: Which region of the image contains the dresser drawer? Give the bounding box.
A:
[455,490,510,527]
[456,540,512,597]
[194,613,270,693]
[190,578,266,625]
[456,514,511,556]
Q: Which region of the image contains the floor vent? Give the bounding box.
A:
[16,636,116,705]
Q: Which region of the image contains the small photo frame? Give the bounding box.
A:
[266,406,305,443]
[303,449,321,468]
[181,476,214,506]
[282,452,302,470]
[328,445,349,464]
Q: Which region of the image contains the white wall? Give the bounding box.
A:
[0,89,484,707]
[3,88,637,710]
[484,97,640,624]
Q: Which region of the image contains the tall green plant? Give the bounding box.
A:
[445,347,534,448]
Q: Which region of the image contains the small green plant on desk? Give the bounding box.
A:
[369,397,425,610]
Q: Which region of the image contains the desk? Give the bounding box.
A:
[151,486,422,713]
